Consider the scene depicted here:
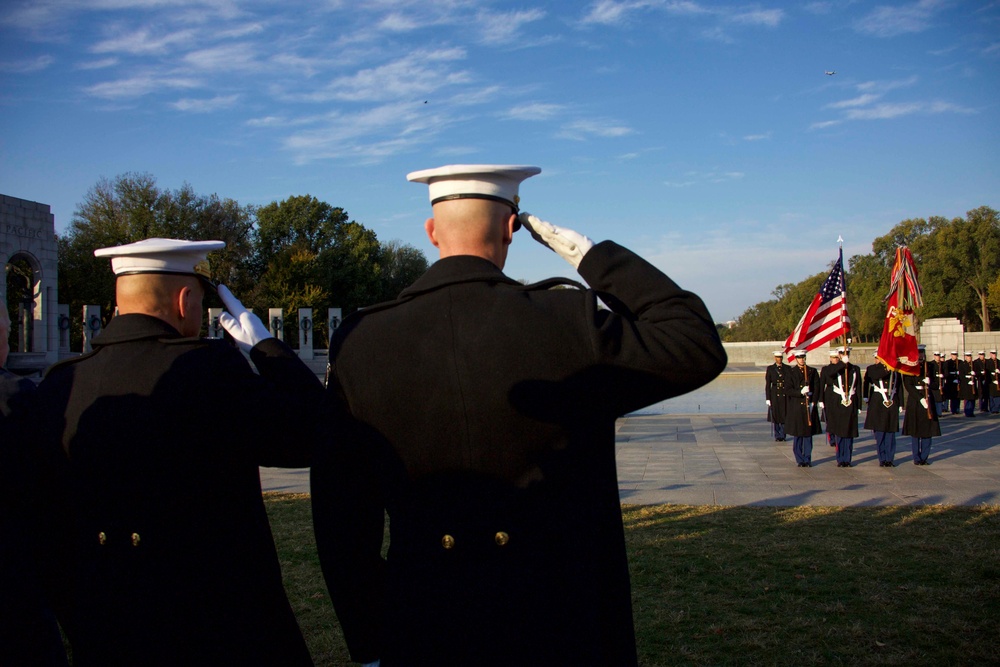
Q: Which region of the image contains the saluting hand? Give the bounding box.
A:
[217,284,273,353]
[519,212,594,270]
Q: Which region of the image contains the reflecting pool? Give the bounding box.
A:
[632,373,765,415]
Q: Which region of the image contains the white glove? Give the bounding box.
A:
[801,386,810,396]
[218,284,273,353]
[519,213,594,270]
[924,377,931,384]
[818,402,825,409]
[919,398,928,409]
[766,399,771,406]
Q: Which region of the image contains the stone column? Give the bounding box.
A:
[268,308,284,341]
[298,308,314,360]
[83,305,102,352]
[207,307,224,339]
[57,304,70,353]
[327,308,342,346]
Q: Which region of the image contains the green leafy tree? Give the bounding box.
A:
[58,173,254,349]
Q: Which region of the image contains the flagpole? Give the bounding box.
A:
[838,236,849,397]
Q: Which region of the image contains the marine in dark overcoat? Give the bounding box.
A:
[986,352,1000,412]
[863,362,901,465]
[1,368,69,666]
[944,354,960,411]
[821,361,862,438]
[765,357,788,440]
[313,241,727,667]
[958,355,978,416]
[863,363,901,433]
[821,360,862,465]
[23,314,321,666]
[784,362,822,437]
[902,362,940,464]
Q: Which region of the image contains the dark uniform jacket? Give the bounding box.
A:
[765,362,788,423]
[821,361,862,438]
[22,314,322,666]
[987,358,1000,398]
[973,357,987,398]
[944,358,960,399]
[863,363,900,433]
[958,359,978,400]
[926,359,943,401]
[313,241,727,667]
[902,363,941,438]
[1,370,68,666]
[784,363,822,437]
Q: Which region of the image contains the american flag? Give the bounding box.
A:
[784,250,850,360]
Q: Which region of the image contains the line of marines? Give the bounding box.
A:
[766,345,941,468]
[930,349,1000,417]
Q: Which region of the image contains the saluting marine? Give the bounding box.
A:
[312,164,727,667]
[21,239,324,665]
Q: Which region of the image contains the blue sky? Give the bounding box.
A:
[2,0,997,322]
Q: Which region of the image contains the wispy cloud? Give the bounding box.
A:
[0,55,55,73]
[91,25,197,55]
[743,132,772,141]
[84,73,201,99]
[170,94,239,112]
[580,0,783,35]
[282,101,456,164]
[812,74,972,127]
[854,0,947,38]
[501,102,565,121]
[664,169,745,187]
[295,48,470,103]
[478,8,546,45]
[557,118,634,140]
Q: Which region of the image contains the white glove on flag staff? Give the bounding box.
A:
[218,284,273,353]
[519,213,594,270]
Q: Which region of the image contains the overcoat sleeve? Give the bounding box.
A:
[575,241,727,416]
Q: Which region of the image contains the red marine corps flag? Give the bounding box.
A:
[783,249,850,360]
[875,246,923,376]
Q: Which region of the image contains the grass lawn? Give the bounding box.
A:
[266,494,1000,666]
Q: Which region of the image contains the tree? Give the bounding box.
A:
[373,240,429,303]
[59,173,256,348]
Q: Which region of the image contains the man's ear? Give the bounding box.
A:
[424,217,440,248]
[502,213,516,246]
[176,285,194,321]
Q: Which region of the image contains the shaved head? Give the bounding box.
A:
[116,273,204,337]
[425,198,516,268]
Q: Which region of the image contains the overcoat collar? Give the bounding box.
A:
[92,313,184,346]
[399,255,519,299]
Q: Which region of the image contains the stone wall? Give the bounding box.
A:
[1,194,59,364]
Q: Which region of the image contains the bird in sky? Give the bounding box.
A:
[825,70,836,75]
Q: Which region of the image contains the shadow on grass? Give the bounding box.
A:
[265,494,1000,667]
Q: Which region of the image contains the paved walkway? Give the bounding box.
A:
[261,412,1000,507]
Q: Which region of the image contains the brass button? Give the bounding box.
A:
[495,531,510,547]
[98,531,107,546]
[131,532,141,547]
[441,534,455,550]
